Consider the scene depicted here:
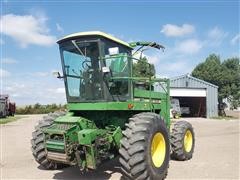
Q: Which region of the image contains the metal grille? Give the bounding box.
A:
[51,123,74,131]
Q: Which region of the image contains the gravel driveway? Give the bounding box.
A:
[0,115,239,179]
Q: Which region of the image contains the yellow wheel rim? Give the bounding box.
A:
[151,132,166,168]
[184,130,193,152]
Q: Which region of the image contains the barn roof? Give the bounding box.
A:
[170,74,218,88]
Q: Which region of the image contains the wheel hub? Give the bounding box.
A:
[151,132,166,168]
[184,130,193,152]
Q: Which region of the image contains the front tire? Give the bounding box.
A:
[31,111,66,169]
[119,112,170,180]
[171,121,195,160]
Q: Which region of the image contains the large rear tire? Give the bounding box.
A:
[31,111,66,169]
[119,112,170,180]
[171,121,195,160]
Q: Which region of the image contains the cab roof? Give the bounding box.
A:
[57,31,132,49]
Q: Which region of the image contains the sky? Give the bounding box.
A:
[0,1,239,105]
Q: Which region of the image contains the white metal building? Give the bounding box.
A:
[170,74,218,118]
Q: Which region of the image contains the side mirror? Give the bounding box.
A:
[52,71,63,79]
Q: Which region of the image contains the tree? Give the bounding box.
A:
[191,54,222,87]
[33,103,41,109]
[192,54,240,108]
[16,103,67,114]
[221,58,240,108]
[133,57,155,77]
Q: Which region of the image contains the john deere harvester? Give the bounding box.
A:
[31,31,195,179]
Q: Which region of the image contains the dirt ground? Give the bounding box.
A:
[0,115,239,180]
[225,110,240,119]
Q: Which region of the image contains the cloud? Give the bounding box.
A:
[177,40,202,54]
[231,34,240,45]
[132,38,202,77]
[177,39,203,54]
[132,51,161,66]
[154,58,195,77]
[56,23,64,33]
[47,87,65,94]
[147,55,160,64]
[156,74,169,78]
[208,26,226,39]
[0,13,56,47]
[0,68,11,77]
[2,77,66,105]
[161,24,195,37]
[2,57,18,64]
[34,72,50,77]
[56,88,65,94]
[165,61,190,72]
[207,26,228,46]
[132,46,165,65]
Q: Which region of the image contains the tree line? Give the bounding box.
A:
[192,54,240,109]
[16,103,66,114]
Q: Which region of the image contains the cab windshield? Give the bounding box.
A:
[105,54,129,98]
[61,40,104,102]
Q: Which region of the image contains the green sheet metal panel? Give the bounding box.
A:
[68,101,153,111]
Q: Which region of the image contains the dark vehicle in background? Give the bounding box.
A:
[0,95,16,118]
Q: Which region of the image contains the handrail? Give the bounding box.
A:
[110,76,169,83]
[99,54,141,62]
[99,54,170,108]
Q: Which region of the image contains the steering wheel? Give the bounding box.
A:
[82,60,91,70]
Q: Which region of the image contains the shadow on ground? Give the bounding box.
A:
[39,157,124,180]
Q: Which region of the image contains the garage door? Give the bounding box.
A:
[170,88,206,97]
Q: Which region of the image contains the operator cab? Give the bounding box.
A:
[57,31,133,102]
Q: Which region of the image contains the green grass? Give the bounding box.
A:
[0,116,23,124]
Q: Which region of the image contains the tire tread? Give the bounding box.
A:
[31,111,66,169]
[119,112,169,180]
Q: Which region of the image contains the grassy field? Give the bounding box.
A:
[0,116,23,124]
